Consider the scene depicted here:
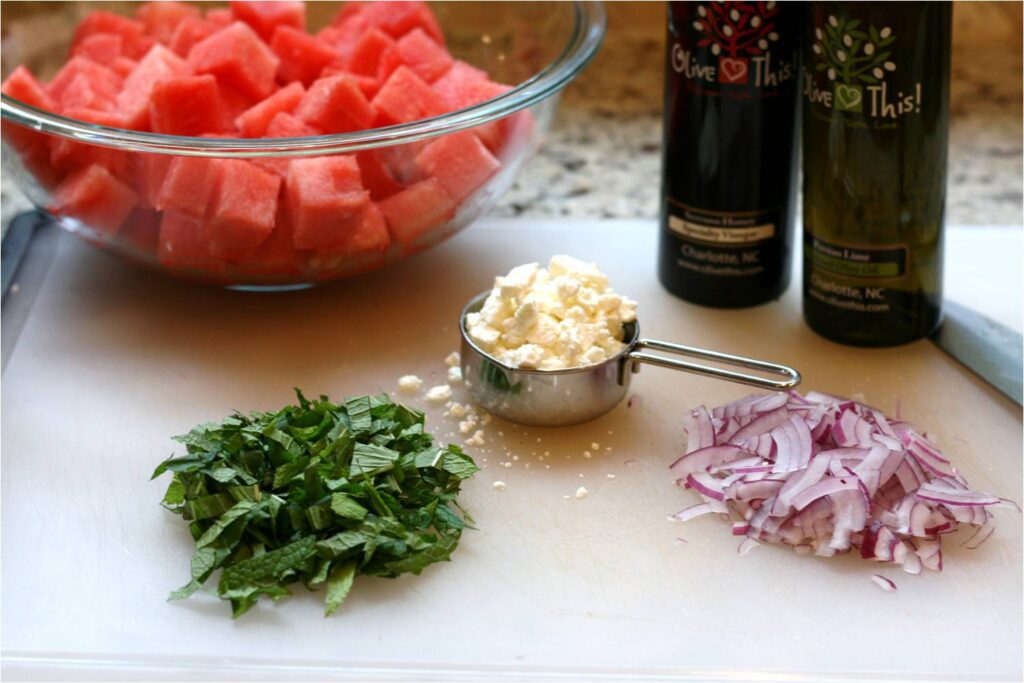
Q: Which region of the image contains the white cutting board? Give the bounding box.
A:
[2,220,1021,682]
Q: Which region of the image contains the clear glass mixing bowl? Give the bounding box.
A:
[0,1,605,288]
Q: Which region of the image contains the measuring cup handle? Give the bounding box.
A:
[624,338,801,391]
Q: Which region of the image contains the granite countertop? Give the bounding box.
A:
[3,2,1021,230]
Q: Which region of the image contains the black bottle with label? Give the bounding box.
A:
[659,1,802,308]
[802,2,950,346]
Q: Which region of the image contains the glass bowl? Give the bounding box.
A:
[0,1,605,288]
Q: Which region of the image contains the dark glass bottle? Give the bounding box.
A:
[659,1,801,308]
[802,2,951,346]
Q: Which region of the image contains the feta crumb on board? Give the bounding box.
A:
[447,366,463,384]
[492,481,507,491]
[425,385,452,403]
[464,255,638,371]
[397,375,423,392]
[575,486,589,499]
[445,352,461,367]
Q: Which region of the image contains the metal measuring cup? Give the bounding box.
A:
[459,291,801,427]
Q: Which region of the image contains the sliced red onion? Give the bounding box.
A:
[670,391,1017,579]
[871,574,897,592]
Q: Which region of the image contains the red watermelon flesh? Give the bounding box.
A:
[285,155,370,250]
[49,107,131,178]
[431,60,488,108]
[135,152,173,209]
[2,66,57,152]
[253,112,320,175]
[48,57,122,104]
[356,150,403,201]
[235,81,305,137]
[378,177,455,245]
[206,8,234,30]
[376,139,427,184]
[378,28,452,84]
[294,75,374,133]
[308,202,390,276]
[371,66,444,126]
[59,73,114,111]
[319,66,379,99]
[235,204,299,276]
[229,2,306,41]
[347,28,393,76]
[357,2,444,45]
[415,131,499,203]
[72,33,124,66]
[169,16,216,57]
[111,57,138,78]
[206,159,282,260]
[52,164,138,237]
[71,11,154,59]
[149,75,231,136]
[158,211,223,272]
[187,22,280,101]
[270,26,339,87]
[119,208,161,255]
[117,45,189,130]
[135,2,200,44]
[156,155,220,217]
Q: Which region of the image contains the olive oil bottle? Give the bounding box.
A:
[659,1,801,308]
[802,2,951,346]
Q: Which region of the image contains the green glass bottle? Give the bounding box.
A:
[801,2,951,346]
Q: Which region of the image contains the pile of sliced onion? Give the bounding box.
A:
[670,391,1018,576]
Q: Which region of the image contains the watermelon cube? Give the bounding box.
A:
[265,111,321,138]
[158,211,223,273]
[119,208,161,255]
[156,156,220,217]
[111,57,138,78]
[377,139,427,184]
[71,11,154,59]
[371,66,444,126]
[229,1,306,41]
[416,131,499,202]
[134,153,172,209]
[236,205,299,276]
[378,177,455,245]
[58,74,113,111]
[205,8,234,30]
[188,22,280,101]
[294,76,374,134]
[49,108,131,177]
[359,2,444,45]
[48,57,122,104]
[308,203,391,276]
[52,164,138,237]
[72,33,124,65]
[316,22,365,65]
[149,75,230,136]
[116,45,190,130]
[431,60,488,109]
[2,66,57,153]
[346,28,394,77]
[285,155,370,250]
[169,16,216,57]
[270,26,339,87]
[235,81,305,137]
[319,66,379,99]
[135,2,200,44]
[378,28,453,84]
[356,151,404,201]
[206,159,282,260]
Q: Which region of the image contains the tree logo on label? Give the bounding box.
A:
[692,1,781,86]
[811,15,896,113]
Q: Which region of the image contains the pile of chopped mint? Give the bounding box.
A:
[152,391,478,618]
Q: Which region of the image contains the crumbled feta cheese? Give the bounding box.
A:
[465,255,638,369]
[459,415,477,434]
[425,385,452,403]
[481,413,492,425]
[447,366,463,384]
[575,486,589,499]
[466,430,486,447]
[492,481,507,491]
[445,352,461,367]
[397,375,423,392]
[590,442,600,450]
[607,474,616,479]
[447,402,467,418]
[583,451,592,459]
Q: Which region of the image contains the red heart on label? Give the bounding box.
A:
[718,57,749,84]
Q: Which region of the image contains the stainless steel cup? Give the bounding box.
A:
[459,291,801,427]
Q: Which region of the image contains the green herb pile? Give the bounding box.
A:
[152,391,478,618]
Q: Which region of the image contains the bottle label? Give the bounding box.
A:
[805,234,910,315]
[803,13,924,126]
[665,200,780,277]
[672,1,797,100]
[807,236,907,279]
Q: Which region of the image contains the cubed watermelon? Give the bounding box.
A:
[378,177,455,245]
[269,26,340,87]
[431,60,488,108]
[149,75,230,136]
[158,211,223,272]
[357,2,444,45]
[416,131,499,202]
[2,66,57,151]
[111,57,138,78]
[376,139,427,184]
[356,151,404,201]
[285,155,370,250]
[72,33,124,65]
[48,56,122,104]
[235,81,305,137]
[206,159,282,260]
[59,73,113,111]
[49,108,131,178]
[308,203,391,276]
[229,2,306,40]
[116,45,190,130]
[265,111,321,137]
[156,156,220,217]
[134,152,172,209]
[378,28,452,84]
[206,8,234,30]
[371,66,444,126]
[294,75,374,133]
[188,22,280,101]
[52,164,138,237]
[135,2,200,44]
[346,28,393,77]
[319,66,379,99]
[169,16,216,57]
[71,11,154,59]
[236,204,299,276]
[119,208,161,255]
